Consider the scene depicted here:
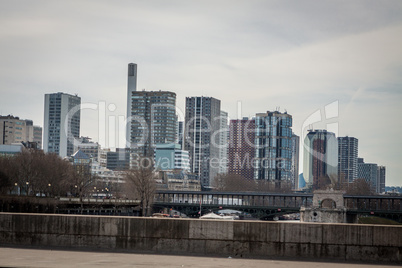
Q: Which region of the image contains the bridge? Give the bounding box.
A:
[1,191,401,221]
[344,194,402,222]
[154,190,402,221]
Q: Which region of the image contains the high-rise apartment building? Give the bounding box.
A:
[254,111,293,183]
[126,63,137,148]
[303,130,338,190]
[129,90,176,159]
[291,133,300,189]
[228,118,255,180]
[218,111,229,174]
[43,92,81,157]
[184,96,221,188]
[338,136,358,183]
[377,166,386,193]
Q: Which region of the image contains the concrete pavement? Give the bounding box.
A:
[0,247,397,267]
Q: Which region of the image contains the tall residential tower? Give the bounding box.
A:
[218,110,229,174]
[43,92,81,157]
[254,111,293,184]
[184,96,221,188]
[129,90,177,159]
[228,118,255,180]
[337,136,358,183]
[291,133,300,189]
[126,63,137,148]
[303,130,338,190]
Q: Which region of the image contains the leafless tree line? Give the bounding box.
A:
[213,173,293,193]
[0,150,74,196]
[213,173,374,195]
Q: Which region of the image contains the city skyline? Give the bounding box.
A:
[0,1,401,186]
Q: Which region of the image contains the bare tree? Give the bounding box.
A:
[213,173,255,192]
[0,150,76,197]
[124,158,156,216]
[255,179,293,193]
[0,168,12,194]
[344,178,374,195]
[0,156,16,194]
[38,153,74,197]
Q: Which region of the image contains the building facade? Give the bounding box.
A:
[377,166,386,194]
[156,170,201,191]
[126,63,137,147]
[357,158,378,193]
[71,149,91,178]
[218,111,229,174]
[25,120,42,149]
[228,118,255,180]
[337,136,358,183]
[184,96,221,188]
[0,144,24,156]
[1,115,42,149]
[303,130,338,190]
[0,115,27,145]
[77,137,101,162]
[154,143,190,171]
[177,121,184,149]
[32,126,43,149]
[43,92,81,157]
[291,133,300,189]
[254,111,293,184]
[128,90,177,159]
[104,148,130,171]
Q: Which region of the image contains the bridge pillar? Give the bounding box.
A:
[300,189,349,223]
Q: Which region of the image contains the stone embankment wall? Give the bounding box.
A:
[0,213,401,263]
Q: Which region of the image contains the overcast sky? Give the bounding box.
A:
[1,1,401,186]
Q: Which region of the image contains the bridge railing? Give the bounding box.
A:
[154,191,313,209]
[59,197,140,205]
[344,195,402,212]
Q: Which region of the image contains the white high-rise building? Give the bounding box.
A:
[43,92,81,157]
[126,63,137,148]
[219,111,228,174]
[338,136,358,183]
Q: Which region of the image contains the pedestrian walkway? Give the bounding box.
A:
[0,247,395,267]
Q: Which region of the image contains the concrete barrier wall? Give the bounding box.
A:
[0,213,401,263]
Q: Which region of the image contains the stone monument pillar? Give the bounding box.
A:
[300,189,347,223]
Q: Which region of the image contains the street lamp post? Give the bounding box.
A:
[14,183,19,196]
[25,182,29,196]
